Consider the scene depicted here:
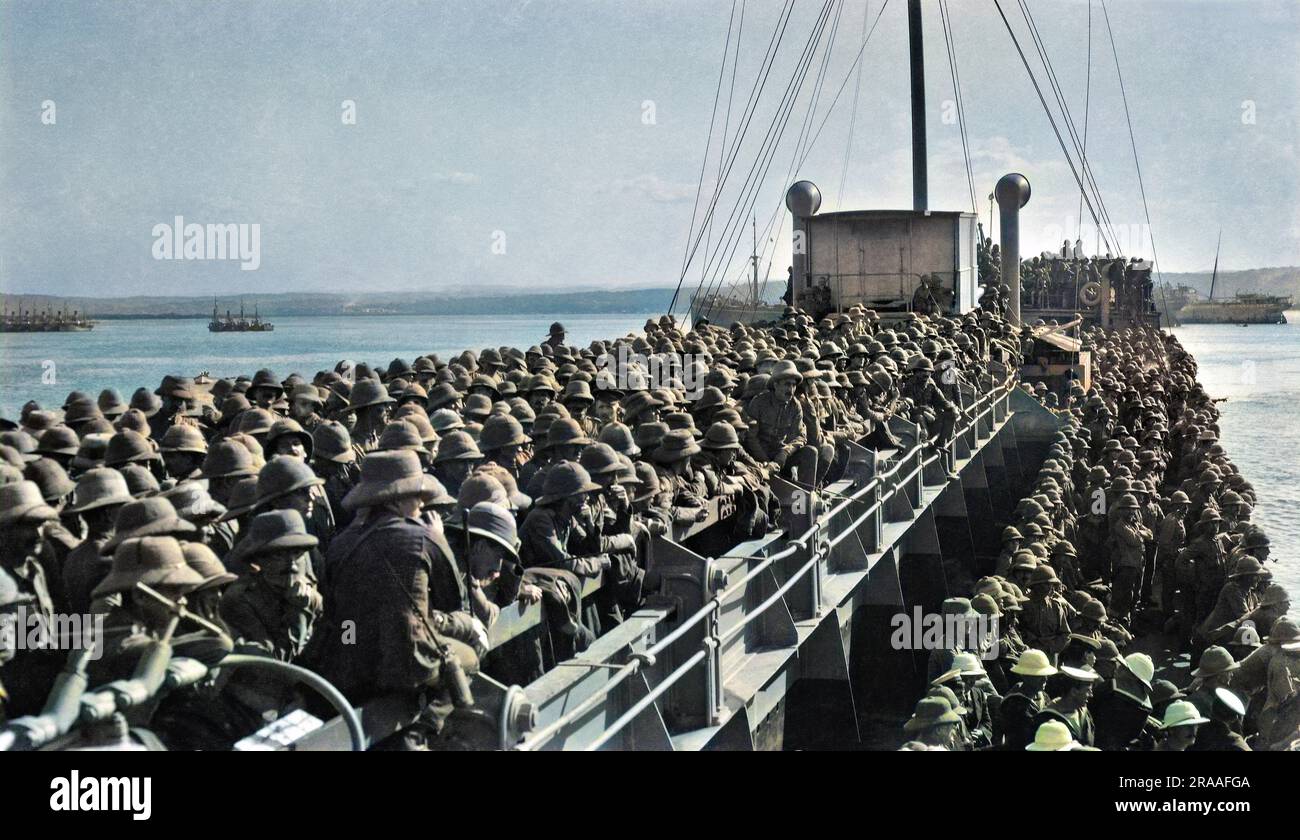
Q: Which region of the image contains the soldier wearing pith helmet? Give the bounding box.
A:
[312,450,486,746]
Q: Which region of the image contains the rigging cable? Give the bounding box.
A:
[689,0,839,318]
[939,0,978,213]
[1017,0,1122,255]
[757,0,891,287]
[703,0,843,319]
[836,2,870,207]
[679,0,739,281]
[1077,0,1092,245]
[992,0,1117,256]
[668,0,797,314]
[702,0,748,292]
[1100,0,1167,315]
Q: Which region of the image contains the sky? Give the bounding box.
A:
[1,0,1297,301]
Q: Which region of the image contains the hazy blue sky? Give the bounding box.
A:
[2,0,1297,299]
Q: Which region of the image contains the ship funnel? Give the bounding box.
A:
[786,181,821,311]
[995,173,1031,325]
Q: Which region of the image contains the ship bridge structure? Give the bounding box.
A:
[293,376,1064,751]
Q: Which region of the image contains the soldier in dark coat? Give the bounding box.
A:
[310,451,485,744]
[0,481,64,717]
[1033,665,1099,747]
[995,649,1057,750]
[61,469,134,615]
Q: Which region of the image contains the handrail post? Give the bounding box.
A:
[704,611,723,726]
[810,522,825,618]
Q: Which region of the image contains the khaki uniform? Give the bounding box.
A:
[1019,595,1072,658]
[743,391,806,464]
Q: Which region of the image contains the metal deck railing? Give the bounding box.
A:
[512,374,1018,750]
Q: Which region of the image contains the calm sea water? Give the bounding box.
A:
[3,310,1296,597]
[0,313,657,419]
[1170,313,1300,603]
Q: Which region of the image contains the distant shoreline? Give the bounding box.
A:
[82,310,672,321]
[0,282,788,321]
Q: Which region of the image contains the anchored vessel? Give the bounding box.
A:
[1175,292,1291,325]
[209,301,274,332]
[1159,234,1291,325]
[689,218,786,326]
[0,303,94,332]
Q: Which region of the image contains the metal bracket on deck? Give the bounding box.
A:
[646,536,727,729]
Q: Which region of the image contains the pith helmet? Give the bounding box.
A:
[104,431,160,467]
[1191,646,1239,678]
[91,536,205,599]
[118,464,160,498]
[97,389,129,418]
[902,697,960,733]
[1025,720,1080,751]
[429,408,466,434]
[37,426,80,457]
[23,458,75,502]
[769,360,801,383]
[1010,649,1058,677]
[631,462,659,503]
[159,481,228,523]
[202,439,259,478]
[1121,653,1155,688]
[456,473,508,511]
[238,509,320,559]
[1230,557,1267,578]
[345,379,396,413]
[267,418,314,457]
[1028,565,1060,587]
[237,408,277,438]
[434,430,482,463]
[701,421,741,450]
[311,421,355,464]
[159,424,209,455]
[1115,493,1141,510]
[598,422,639,457]
[1161,700,1210,729]
[545,418,592,450]
[343,450,443,512]
[103,497,197,552]
[578,442,623,477]
[537,461,601,504]
[66,468,134,514]
[181,541,238,590]
[652,429,702,463]
[466,501,520,557]
[129,387,163,418]
[378,420,426,453]
[480,414,530,450]
[1266,616,1300,644]
[254,456,324,509]
[0,480,60,526]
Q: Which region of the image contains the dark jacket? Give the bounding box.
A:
[310,511,469,702]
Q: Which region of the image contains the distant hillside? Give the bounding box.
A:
[1158,266,1300,301]
[0,287,680,319]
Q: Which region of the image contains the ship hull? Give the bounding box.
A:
[0,323,94,332]
[688,299,784,327]
[1177,303,1288,324]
